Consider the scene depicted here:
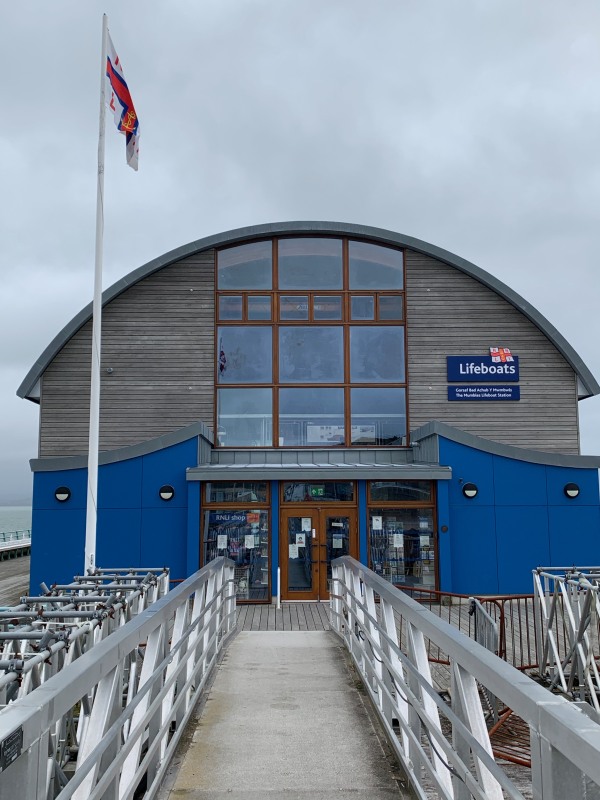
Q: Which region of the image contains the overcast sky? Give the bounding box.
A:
[1,1,599,504]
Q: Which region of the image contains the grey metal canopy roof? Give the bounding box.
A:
[17,220,600,401]
[186,461,452,482]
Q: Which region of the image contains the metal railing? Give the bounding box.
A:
[534,567,600,709]
[0,567,170,703]
[0,557,236,799]
[395,584,539,672]
[331,556,600,800]
[0,529,31,558]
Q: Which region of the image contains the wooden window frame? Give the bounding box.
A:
[214,238,410,448]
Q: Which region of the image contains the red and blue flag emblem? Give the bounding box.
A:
[105,34,140,170]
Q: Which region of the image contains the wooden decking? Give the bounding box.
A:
[0,555,30,606]
[236,601,331,631]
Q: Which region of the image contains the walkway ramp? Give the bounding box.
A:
[163,630,407,799]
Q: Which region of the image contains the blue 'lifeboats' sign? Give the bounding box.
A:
[447,355,519,382]
[448,385,520,401]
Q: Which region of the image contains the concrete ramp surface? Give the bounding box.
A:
[162,630,408,799]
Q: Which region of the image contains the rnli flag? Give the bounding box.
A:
[105,34,140,170]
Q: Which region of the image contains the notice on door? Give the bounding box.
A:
[217,534,228,550]
[296,533,306,546]
[372,516,383,530]
[301,518,311,532]
[332,535,344,549]
[289,544,299,559]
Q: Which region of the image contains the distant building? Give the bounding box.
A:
[18,222,600,598]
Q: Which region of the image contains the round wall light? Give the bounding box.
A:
[55,486,71,503]
[159,485,175,502]
[462,483,479,499]
[564,483,580,499]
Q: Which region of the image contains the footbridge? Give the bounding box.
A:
[1,558,600,799]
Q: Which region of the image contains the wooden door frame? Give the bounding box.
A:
[280,506,358,601]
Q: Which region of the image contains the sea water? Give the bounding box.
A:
[0,506,32,534]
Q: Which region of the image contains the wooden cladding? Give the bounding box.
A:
[37,242,582,458]
[39,252,215,456]
[405,252,580,453]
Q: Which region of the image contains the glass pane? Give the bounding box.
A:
[282,482,354,502]
[370,481,432,503]
[287,516,313,592]
[218,295,242,320]
[351,388,406,445]
[325,515,350,590]
[279,388,344,446]
[217,389,272,446]
[314,295,342,320]
[217,241,272,289]
[378,295,404,321]
[349,241,404,289]
[205,482,268,503]
[369,508,435,589]
[351,296,374,320]
[278,238,343,289]
[248,295,272,320]
[217,326,272,383]
[280,295,309,320]
[350,326,405,382]
[279,326,344,383]
[203,509,269,600]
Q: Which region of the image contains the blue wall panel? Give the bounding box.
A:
[99,458,142,510]
[141,506,188,579]
[439,435,600,595]
[548,505,600,567]
[495,506,550,594]
[435,479,452,589]
[271,481,279,595]
[141,439,197,509]
[97,509,142,568]
[546,465,600,507]
[446,505,498,594]
[187,481,201,575]
[492,458,548,506]
[358,480,367,565]
[34,468,87,510]
[30,507,86,591]
[443,440,495,507]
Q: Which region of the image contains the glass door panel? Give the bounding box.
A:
[280,507,357,600]
[321,514,352,598]
[282,511,318,600]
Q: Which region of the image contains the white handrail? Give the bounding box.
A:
[331,556,600,800]
[0,557,236,800]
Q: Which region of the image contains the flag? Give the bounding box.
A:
[105,33,140,170]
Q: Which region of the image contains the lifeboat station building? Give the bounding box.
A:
[18,222,600,600]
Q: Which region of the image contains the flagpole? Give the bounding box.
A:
[84,13,108,574]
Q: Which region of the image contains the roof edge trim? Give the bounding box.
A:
[17,221,600,400]
[411,421,600,468]
[30,422,213,472]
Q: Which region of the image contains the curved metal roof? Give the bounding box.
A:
[17,221,600,401]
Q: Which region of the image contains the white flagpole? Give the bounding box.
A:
[85,13,108,574]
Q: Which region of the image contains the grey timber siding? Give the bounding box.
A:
[39,251,215,456]
[406,251,580,453]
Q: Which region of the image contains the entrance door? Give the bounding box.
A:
[281,508,357,600]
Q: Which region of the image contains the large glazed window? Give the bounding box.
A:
[278,238,343,289]
[217,389,272,446]
[217,241,272,289]
[279,327,344,383]
[215,236,407,447]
